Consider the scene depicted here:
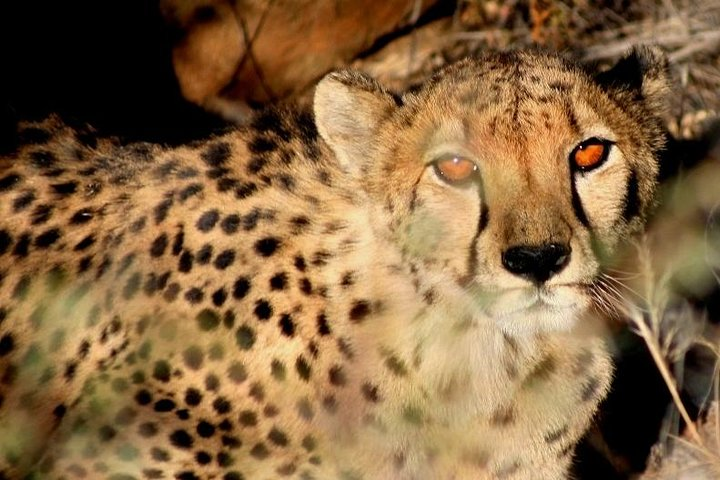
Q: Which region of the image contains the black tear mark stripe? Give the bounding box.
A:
[570,175,590,228]
[622,169,640,222]
[462,184,488,286]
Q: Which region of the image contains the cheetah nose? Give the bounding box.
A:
[501,243,571,284]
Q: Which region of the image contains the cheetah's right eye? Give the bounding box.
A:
[432,156,479,186]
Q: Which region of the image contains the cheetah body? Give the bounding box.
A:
[0,49,669,479]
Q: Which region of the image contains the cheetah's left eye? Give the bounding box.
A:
[433,156,479,185]
[570,138,613,172]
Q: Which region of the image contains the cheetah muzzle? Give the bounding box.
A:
[0,47,670,479]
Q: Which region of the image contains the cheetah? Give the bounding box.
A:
[0,47,670,479]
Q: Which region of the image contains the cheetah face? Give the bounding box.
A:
[316,48,669,336]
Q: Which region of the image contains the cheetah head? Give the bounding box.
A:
[314,48,670,336]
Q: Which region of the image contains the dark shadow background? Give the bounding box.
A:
[0,0,225,145]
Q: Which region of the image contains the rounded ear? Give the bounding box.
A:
[595,45,671,114]
[313,70,399,172]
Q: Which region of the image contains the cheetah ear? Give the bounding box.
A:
[314,69,399,170]
[595,45,671,114]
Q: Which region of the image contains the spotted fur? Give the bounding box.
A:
[0,48,669,479]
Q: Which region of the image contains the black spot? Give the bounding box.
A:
[249,135,278,155]
[135,389,153,406]
[239,410,258,426]
[185,287,204,304]
[0,230,11,255]
[213,397,232,414]
[349,301,371,323]
[154,399,176,412]
[0,174,21,192]
[290,216,310,233]
[293,256,306,272]
[254,300,273,320]
[123,272,142,299]
[223,310,236,329]
[235,182,258,199]
[98,425,117,442]
[385,355,408,377]
[299,278,312,295]
[12,191,35,211]
[150,447,170,462]
[312,250,332,266]
[172,230,185,255]
[329,365,346,386]
[242,209,260,231]
[169,430,194,449]
[197,210,220,232]
[179,183,204,202]
[316,313,332,336]
[74,234,95,251]
[164,283,181,302]
[228,362,247,383]
[195,451,212,465]
[196,420,215,438]
[202,142,231,166]
[233,277,251,300]
[217,177,238,192]
[270,272,287,290]
[0,334,14,356]
[13,233,30,257]
[197,309,220,331]
[340,272,355,288]
[34,229,61,248]
[30,150,56,168]
[185,388,202,406]
[150,234,168,257]
[221,214,240,234]
[268,427,289,447]
[183,346,204,370]
[196,244,212,264]
[130,216,146,233]
[139,422,158,438]
[236,325,256,350]
[70,208,94,224]
[212,288,227,307]
[254,237,280,257]
[51,181,78,196]
[361,383,380,403]
[223,473,244,480]
[250,443,270,459]
[177,471,200,480]
[154,198,174,224]
[214,250,236,269]
[279,314,295,337]
[153,360,171,382]
[78,255,92,273]
[296,356,311,381]
[31,204,52,225]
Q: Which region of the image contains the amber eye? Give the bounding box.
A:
[433,156,479,185]
[570,138,613,172]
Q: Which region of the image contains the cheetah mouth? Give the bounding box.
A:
[479,285,591,332]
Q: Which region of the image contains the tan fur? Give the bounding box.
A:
[0,48,668,479]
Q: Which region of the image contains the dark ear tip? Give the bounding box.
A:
[321,69,387,94]
[629,44,669,74]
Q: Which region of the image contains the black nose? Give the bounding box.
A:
[501,243,571,283]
